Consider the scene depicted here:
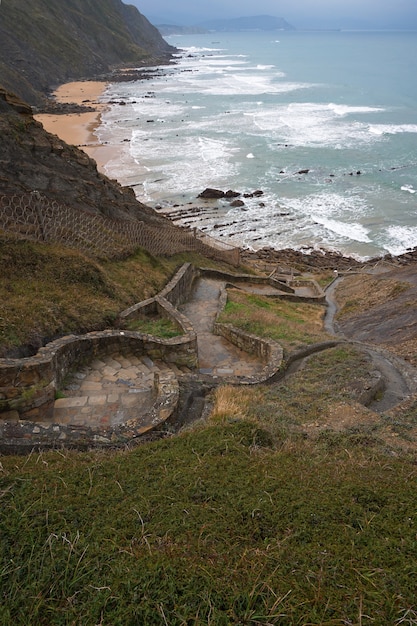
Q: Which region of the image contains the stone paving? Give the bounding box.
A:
[53,354,173,429]
[179,277,265,378]
[51,277,265,429]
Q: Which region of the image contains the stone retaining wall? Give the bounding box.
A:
[0,371,179,454]
[159,263,200,306]
[118,263,199,337]
[213,285,284,384]
[0,265,200,422]
[200,268,325,302]
[286,279,326,304]
[0,330,197,421]
[200,268,295,293]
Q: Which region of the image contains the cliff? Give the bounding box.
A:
[0,87,168,224]
[0,0,176,107]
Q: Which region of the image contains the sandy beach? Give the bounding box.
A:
[35,81,114,171]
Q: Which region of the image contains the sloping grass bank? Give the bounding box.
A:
[1,424,416,625]
[0,235,174,355]
[218,289,330,354]
[0,235,231,355]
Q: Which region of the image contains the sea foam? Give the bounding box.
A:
[98,32,417,259]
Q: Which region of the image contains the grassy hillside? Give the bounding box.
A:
[0,0,175,106]
[0,235,171,355]
[1,229,417,624]
[0,234,237,357]
[1,383,416,623]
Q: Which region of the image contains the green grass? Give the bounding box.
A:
[1,422,417,624]
[0,236,240,355]
[2,345,416,624]
[1,231,416,623]
[210,345,379,435]
[126,316,182,338]
[218,289,330,353]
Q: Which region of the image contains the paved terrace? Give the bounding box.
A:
[54,354,173,430]
[51,277,266,430]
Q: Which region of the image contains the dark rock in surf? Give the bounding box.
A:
[198,188,225,199]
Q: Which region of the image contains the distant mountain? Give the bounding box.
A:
[0,0,176,107]
[198,15,295,32]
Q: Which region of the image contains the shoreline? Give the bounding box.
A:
[32,81,417,270]
[34,81,117,172]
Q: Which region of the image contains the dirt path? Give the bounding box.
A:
[334,266,417,366]
[323,272,417,412]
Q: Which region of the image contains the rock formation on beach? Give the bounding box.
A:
[0,0,176,107]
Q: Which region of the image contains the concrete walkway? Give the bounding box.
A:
[52,277,265,428]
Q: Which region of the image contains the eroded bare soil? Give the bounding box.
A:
[335,266,417,367]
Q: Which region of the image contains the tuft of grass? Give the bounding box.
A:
[126,316,182,338]
[218,288,330,353]
[209,385,254,423]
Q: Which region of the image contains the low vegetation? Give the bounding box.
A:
[125,316,182,338]
[2,236,417,623]
[335,274,410,320]
[209,346,379,437]
[0,236,173,355]
[2,367,417,624]
[218,288,330,353]
[0,235,231,356]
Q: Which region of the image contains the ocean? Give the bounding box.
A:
[97,30,417,260]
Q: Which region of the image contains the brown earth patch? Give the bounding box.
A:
[334,267,417,366]
[300,401,380,435]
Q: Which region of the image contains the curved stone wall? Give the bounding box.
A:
[0,263,200,422]
[213,284,284,385]
[0,370,179,454]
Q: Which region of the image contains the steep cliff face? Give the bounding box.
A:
[0,0,176,106]
[0,87,168,224]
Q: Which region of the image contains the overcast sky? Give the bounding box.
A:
[130,0,417,29]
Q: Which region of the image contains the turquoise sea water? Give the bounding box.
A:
[98,30,417,259]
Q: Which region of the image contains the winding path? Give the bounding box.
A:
[323,276,416,413]
[53,272,416,429]
[179,277,265,378]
